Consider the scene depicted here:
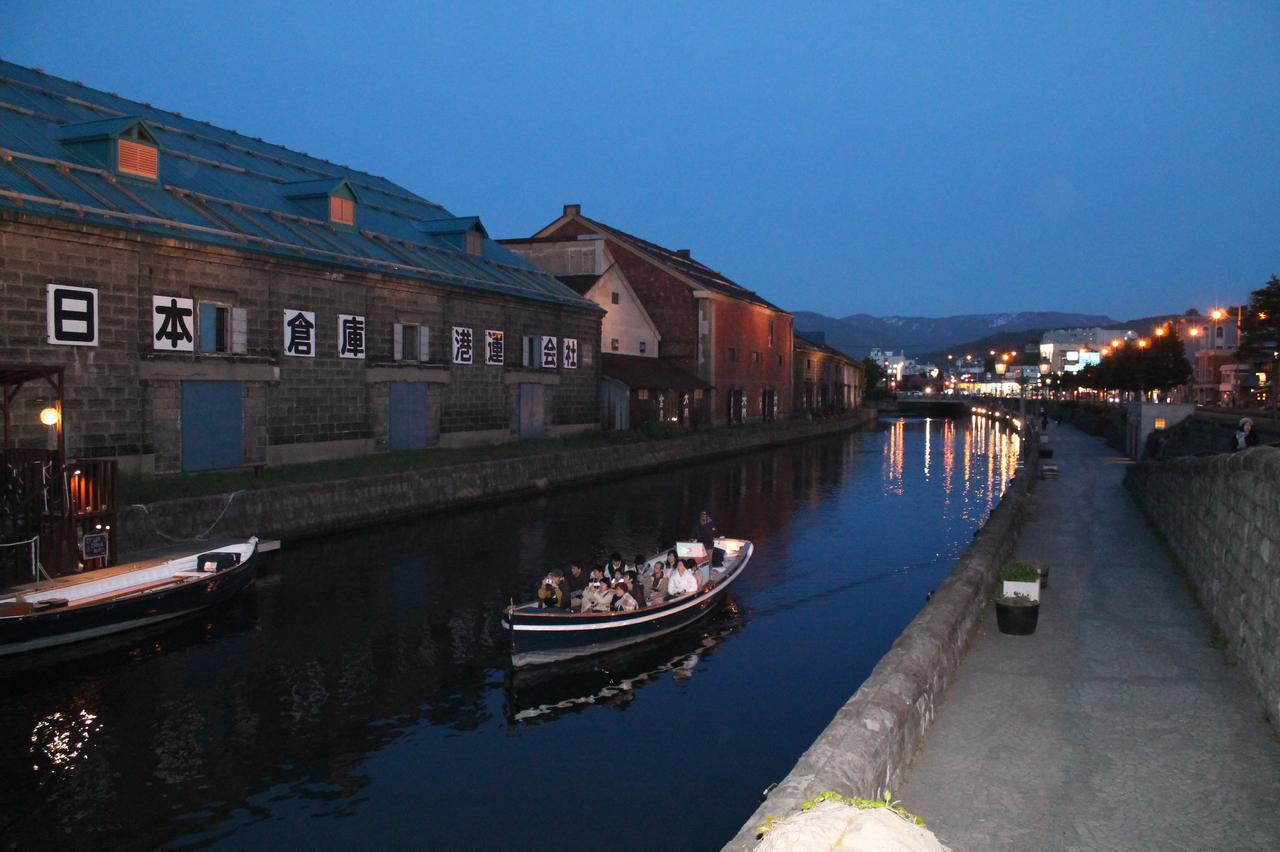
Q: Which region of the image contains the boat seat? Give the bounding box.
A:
[72,576,192,608]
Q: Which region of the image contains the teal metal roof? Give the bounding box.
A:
[0,60,600,313]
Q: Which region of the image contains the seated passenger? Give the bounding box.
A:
[581,571,614,613]
[536,569,567,609]
[645,562,668,605]
[602,552,626,580]
[667,559,700,597]
[664,549,679,574]
[624,569,645,609]
[611,576,639,612]
[566,561,586,609]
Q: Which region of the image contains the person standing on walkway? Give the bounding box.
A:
[1233,417,1260,451]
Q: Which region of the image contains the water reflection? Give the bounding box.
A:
[0,416,1016,851]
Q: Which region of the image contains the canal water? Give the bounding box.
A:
[0,415,1019,851]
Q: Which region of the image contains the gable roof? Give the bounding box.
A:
[0,60,598,313]
[795,331,860,364]
[533,210,786,313]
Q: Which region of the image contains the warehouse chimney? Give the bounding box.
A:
[676,248,691,258]
[563,203,581,216]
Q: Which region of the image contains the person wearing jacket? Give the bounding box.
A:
[667,559,700,597]
[1233,417,1260,451]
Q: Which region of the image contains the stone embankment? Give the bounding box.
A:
[1126,446,1280,724]
[1145,411,1280,458]
[724,423,1036,849]
[119,411,876,554]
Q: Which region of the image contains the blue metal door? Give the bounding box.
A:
[181,381,243,471]
[388,382,427,450]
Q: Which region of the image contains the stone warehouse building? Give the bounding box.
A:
[504,205,793,426]
[0,62,602,474]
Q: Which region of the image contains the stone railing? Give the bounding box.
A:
[724,451,1033,849]
[119,411,877,553]
[1125,447,1280,725]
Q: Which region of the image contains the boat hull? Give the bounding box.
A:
[0,553,256,657]
[504,541,752,667]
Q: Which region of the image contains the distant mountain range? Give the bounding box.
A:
[793,311,1119,358]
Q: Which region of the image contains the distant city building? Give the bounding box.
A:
[1039,327,1137,373]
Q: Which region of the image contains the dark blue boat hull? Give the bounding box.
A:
[504,542,752,667]
[0,554,256,657]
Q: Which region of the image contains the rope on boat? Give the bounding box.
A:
[126,490,247,543]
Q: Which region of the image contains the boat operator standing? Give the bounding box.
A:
[691,509,724,567]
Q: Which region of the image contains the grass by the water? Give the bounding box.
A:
[123,423,700,504]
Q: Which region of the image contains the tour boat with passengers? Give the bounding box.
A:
[503,537,753,668]
[0,538,259,657]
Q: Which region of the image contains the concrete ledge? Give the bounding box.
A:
[437,428,511,448]
[363,366,451,384]
[503,371,560,385]
[266,437,376,465]
[119,410,879,554]
[138,359,280,382]
[724,461,1032,849]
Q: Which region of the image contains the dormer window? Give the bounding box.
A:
[466,229,483,256]
[117,138,158,179]
[330,196,355,225]
[54,117,161,179]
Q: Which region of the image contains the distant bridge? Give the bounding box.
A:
[889,398,971,417]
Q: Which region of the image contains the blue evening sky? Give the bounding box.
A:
[3,1,1276,320]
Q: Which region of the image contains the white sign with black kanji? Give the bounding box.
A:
[283,309,316,357]
[152,295,195,351]
[338,314,365,359]
[541,336,558,368]
[485,330,504,366]
[47,284,99,346]
[452,326,474,364]
[563,337,578,369]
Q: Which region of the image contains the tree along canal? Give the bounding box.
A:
[0,415,1019,851]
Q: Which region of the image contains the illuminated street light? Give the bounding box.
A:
[1188,327,1201,337]
[1211,309,1226,321]
[39,406,60,427]
[1101,347,1111,356]
[1154,326,1167,337]
[1137,338,1150,349]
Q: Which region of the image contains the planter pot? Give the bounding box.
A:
[1001,579,1040,601]
[996,601,1040,635]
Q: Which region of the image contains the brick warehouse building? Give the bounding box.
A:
[504,205,792,426]
[0,62,602,474]
[793,332,864,416]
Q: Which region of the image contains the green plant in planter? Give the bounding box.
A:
[999,561,1041,582]
[996,592,1039,607]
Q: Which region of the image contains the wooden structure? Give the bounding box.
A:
[1,365,118,583]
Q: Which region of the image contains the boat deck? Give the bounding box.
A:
[2,537,280,599]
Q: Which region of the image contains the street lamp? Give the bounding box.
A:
[1137,338,1150,349]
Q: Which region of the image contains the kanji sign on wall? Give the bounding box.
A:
[47,284,98,346]
[338,314,365,359]
[283,309,316,357]
[152,295,195,351]
[485,330,504,366]
[541,336,558,369]
[563,338,578,369]
[452,326,474,364]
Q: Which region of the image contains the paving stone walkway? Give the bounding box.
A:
[897,425,1280,851]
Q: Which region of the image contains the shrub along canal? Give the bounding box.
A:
[0,415,1019,850]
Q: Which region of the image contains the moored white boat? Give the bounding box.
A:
[502,538,752,668]
[0,538,259,657]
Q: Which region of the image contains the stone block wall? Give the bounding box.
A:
[118,410,878,553]
[1,211,601,472]
[1126,447,1280,723]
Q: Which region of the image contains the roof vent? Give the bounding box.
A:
[675,248,691,259]
[52,117,161,178]
[563,203,581,217]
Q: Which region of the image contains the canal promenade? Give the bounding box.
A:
[896,425,1280,851]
